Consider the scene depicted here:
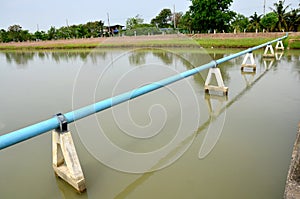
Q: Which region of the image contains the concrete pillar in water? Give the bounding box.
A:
[52,114,86,192]
[275,40,285,51]
[204,67,228,96]
[263,44,275,58]
[241,52,256,72]
[52,130,86,192]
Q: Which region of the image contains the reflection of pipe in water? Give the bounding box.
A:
[114,60,275,198]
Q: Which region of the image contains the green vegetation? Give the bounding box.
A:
[0,21,105,43]
[0,38,200,50]
[260,13,278,31]
[188,0,235,33]
[151,8,173,28]
[2,35,300,50]
[289,40,300,48]
[0,43,100,50]
[124,27,162,36]
[196,38,283,48]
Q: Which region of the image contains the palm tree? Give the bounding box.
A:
[286,9,300,31]
[248,12,262,32]
[270,0,290,31]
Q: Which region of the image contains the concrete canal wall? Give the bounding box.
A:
[285,123,300,199]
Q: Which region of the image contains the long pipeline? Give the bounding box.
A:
[0,34,288,150]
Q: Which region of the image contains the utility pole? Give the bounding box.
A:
[173,4,176,29]
[107,13,111,36]
[263,0,266,15]
[66,19,69,38]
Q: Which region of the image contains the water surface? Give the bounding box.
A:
[0,48,300,199]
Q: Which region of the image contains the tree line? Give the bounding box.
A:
[1,0,299,43]
[0,21,104,43]
[142,0,299,33]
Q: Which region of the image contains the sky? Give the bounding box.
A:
[0,0,299,32]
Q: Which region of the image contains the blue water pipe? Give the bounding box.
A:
[0,34,288,150]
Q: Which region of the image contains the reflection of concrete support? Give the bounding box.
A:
[52,114,86,192]
[241,71,256,86]
[275,40,284,50]
[263,44,275,58]
[263,58,275,70]
[55,177,89,199]
[205,94,228,117]
[275,52,284,61]
[241,52,256,71]
[204,67,228,96]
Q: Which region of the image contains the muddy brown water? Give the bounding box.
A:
[0,48,300,199]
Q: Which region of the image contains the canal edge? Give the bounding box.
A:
[284,122,300,199]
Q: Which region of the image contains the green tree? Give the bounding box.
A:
[47,26,57,40]
[151,8,172,28]
[126,15,144,30]
[34,31,48,41]
[260,12,278,32]
[178,11,192,33]
[230,13,249,32]
[188,0,235,33]
[8,24,22,32]
[0,29,8,42]
[57,26,70,39]
[7,24,22,41]
[85,21,104,37]
[248,12,262,32]
[76,24,88,38]
[7,24,31,42]
[286,8,300,31]
[270,0,290,31]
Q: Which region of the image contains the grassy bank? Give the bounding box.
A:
[1,34,300,50]
[195,37,300,49]
[0,39,200,50]
[287,35,300,49]
[0,43,100,50]
[195,33,300,49]
[195,38,271,48]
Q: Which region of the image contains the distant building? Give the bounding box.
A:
[105,24,124,36]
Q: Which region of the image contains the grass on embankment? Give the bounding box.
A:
[287,35,300,49]
[0,39,201,50]
[196,36,300,49]
[1,36,300,50]
[0,43,101,50]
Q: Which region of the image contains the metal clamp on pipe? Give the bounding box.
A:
[212,60,218,68]
[55,113,68,132]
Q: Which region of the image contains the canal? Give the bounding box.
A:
[0,48,300,199]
